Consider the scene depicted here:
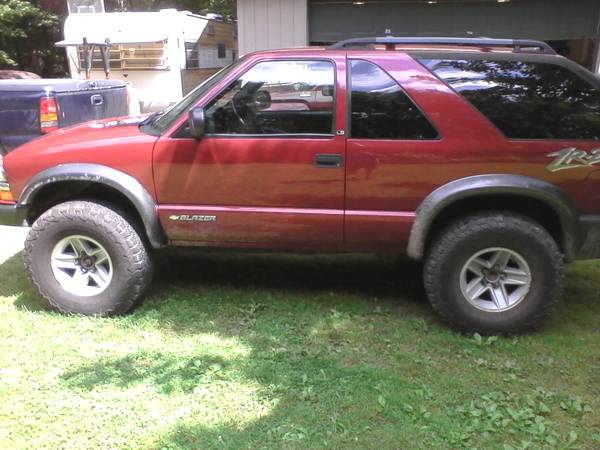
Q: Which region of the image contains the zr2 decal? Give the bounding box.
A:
[547,147,600,172]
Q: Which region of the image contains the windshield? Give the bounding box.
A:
[141,58,245,134]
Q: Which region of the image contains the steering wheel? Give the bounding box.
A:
[231,92,249,128]
[231,81,267,131]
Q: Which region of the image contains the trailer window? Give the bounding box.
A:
[218,44,226,59]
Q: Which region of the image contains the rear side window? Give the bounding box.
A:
[420,58,600,140]
[349,60,438,140]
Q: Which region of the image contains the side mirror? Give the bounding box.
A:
[188,107,206,138]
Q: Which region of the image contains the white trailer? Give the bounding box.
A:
[57,9,237,112]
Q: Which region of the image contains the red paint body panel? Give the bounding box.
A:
[4,117,158,201]
[3,48,600,254]
[345,210,415,250]
[153,137,344,209]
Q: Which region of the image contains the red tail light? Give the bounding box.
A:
[39,97,59,133]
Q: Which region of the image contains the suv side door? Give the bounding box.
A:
[153,55,347,248]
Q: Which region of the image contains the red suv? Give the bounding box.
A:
[1,37,599,333]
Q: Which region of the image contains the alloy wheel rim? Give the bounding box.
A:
[459,247,531,312]
[50,235,113,297]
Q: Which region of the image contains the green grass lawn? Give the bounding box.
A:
[0,247,598,449]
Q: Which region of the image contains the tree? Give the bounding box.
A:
[0,0,66,75]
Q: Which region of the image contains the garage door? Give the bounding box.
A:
[309,0,600,44]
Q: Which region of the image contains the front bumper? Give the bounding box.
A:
[0,203,28,226]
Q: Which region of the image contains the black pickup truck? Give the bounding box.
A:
[0,79,130,154]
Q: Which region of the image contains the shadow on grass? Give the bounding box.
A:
[138,250,432,338]
[4,247,428,315]
[51,251,433,448]
[153,249,426,302]
[61,350,230,395]
[0,251,49,312]
[60,338,412,448]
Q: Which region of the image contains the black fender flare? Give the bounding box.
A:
[18,163,166,249]
[407,174,580,261]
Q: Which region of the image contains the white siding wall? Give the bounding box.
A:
[237,0,308,55]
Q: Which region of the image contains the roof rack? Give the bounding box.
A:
[328,37,557,55]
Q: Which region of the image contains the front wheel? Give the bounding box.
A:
[423,212,564,334]
[24,201,153,315]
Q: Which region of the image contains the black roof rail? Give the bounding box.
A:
[328,37,557,55]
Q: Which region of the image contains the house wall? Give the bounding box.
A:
[237,0,308,55]
[236,0,600,73]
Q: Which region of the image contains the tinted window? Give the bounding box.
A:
[350,60,438,140]
[205,60,335,135]
[420,58,600,140]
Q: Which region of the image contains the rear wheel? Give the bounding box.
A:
[423,212,564,333]
[24,201,153,315]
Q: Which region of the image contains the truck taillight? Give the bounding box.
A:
[0,155,13,202]
[39,97,59,133]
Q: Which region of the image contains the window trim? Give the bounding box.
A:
[173,57,338,139]
[347,58,441,141]
[415,54,600,142]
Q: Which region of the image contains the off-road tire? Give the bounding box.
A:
[24,201,153,315]
[423,212,564,334]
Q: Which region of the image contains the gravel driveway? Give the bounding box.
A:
[0,226,28,264]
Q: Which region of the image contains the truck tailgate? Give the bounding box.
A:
[57,80,128,127]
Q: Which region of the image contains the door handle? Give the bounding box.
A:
[315,153,342,168]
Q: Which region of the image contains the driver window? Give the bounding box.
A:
[204,60,335,135]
